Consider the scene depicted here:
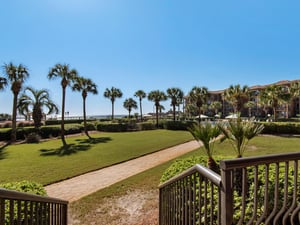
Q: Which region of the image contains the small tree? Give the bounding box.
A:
[104,87,123,120]
[134,90,146,121]
[123,98,138,119]
[218,117,264,158]
[188,122,221,173]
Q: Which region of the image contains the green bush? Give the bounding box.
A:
[137,122,156,130]
[259,122,300,134]
[162,120,196,130]
[0,180,47,196]
[96,122,128,132]
[25,132,41,143]
[0,181,47,224]
[65,124,83,135]
[160,156,209,183]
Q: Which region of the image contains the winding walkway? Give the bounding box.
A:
[45,140,200,202]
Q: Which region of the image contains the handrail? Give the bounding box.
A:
[159,164,222,188]
[0,188,68,225]
[220,151,300,170]
[0,188,68,204]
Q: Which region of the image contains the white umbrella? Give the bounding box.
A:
[195,114,208,118]
[225,114,238,119]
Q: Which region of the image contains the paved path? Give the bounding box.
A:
[45,140,200,202]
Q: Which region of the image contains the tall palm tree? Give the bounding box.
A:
[188,86,209,122]
[48,63,78,147]
[3,63,30,142]
[104,87,123,121]
[134,90,146,121]
[18,87,59,129]
[72,76,98,138]
[148,90,167,127]
[167,87,184,121]
[290,81,300,115]
[259,85,285,121]
[123,98,138,119]
[224,84,249,114]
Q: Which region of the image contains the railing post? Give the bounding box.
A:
[220,166,233,225]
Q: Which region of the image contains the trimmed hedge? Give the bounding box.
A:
[162,120,196,130]
[259,122,300,134]
[96,122,128,132]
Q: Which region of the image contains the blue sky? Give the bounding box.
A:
[1,0,300,116]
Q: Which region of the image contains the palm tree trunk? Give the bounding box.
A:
[139,99,143,121]
[173,104,176,121]
[111,101,114,121]
[61,87,67,147]
[83,96,91,139]
[207,157,219,174]
[155,105,159,128]
[11,93,18,142]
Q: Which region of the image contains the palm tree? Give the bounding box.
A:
[134,90,146,121]
[188,122,221,173]
[72,76,98,138]
[244,101,256,118]
[167,87,184,121]
[3,63,30,142]
[259,85,286,121]
[104,87,123,120]
[218,117,264,158]
[123,98,138,119]
[48,63,78,147]
[148,90,167,127]
[18,87,59,128]
[290,81,300,116]
[224,84,249,114]
[209,101,222,116]
[188,86,209,122]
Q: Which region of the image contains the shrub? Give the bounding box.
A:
[137,122,156,130]
[25,132,41,143]
[160,156,209,183]
[162,120,196,130]
[96,122,128,132]
[260,122,300,134]
[0,180,47,196]
[0,181,47,224]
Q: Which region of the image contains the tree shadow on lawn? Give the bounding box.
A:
[0,143,9,160]
[39,136,112,156]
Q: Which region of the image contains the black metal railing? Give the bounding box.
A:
[0,188,68,225]
[159,164,221,225]
[159,152,300,225]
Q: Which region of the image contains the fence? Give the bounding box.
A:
[0,188,68,225]
[159,152,300,225]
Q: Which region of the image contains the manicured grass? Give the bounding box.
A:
[0,130,193,185]
[70,135,300,223]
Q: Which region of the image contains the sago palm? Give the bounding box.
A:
[188,122,221,173]
[218,117,264,158]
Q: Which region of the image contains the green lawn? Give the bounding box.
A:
[0,130,193,185]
